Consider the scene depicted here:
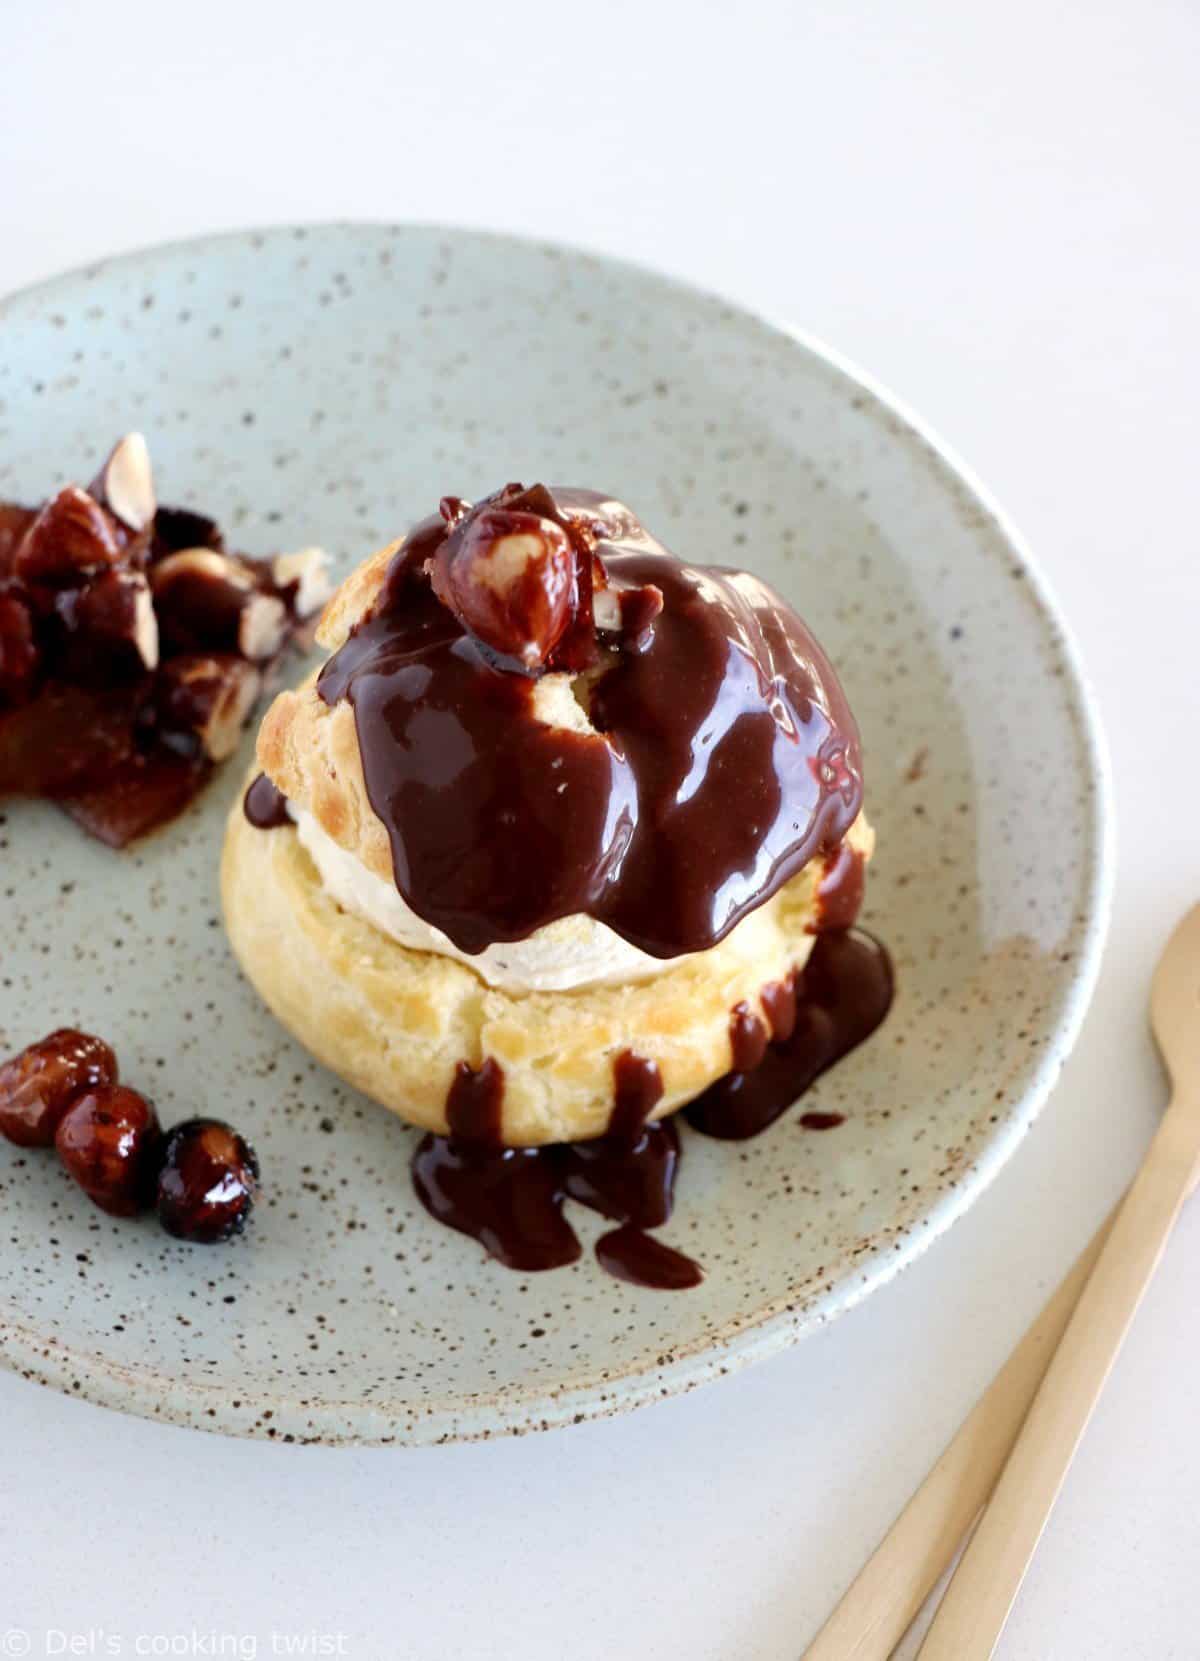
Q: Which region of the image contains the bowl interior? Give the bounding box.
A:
[0,225,1108,1443]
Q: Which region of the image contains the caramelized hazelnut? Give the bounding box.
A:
[618,584,664,650]
[151,549,289,663]
[430,507,576,670]
[156,1118,260,1243]
[593,583,663,651]
[438,495,469,528]
[152,505,224,558]
[14,487,122,587]
[89,433,157,534]
[0,1029,118,1148]
[55,1085,161,1216]
[591,586,621,632]
[0,588,39,705]
[270,547,332,621]
[153,652,261,761]
[54,568,159,675]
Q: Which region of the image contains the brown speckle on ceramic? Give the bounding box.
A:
[0,225,1111,1445]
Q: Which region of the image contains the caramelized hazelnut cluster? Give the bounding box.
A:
[425,484,662,672]
[0,434,330,843]
[0,1027,259,1242]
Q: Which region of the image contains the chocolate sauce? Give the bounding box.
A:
[445,1057,506,1143]
[411,1137,582,1272]
[595,1224,704,1290]
[316,487,862,961]
[243,772,291,829]
[563,1120,679,1227]
[411,1106,701,1286]
[813,842,866,933]
[685,930,893,1140]
[609,1050,664,1140]
[152,506,224,556]
[410,931,891,1281]
[760,974,798,1042]
[729,1002,770,1072]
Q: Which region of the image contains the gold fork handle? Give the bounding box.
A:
[803,1203,1116,1660]
[917,1100,1200,1659]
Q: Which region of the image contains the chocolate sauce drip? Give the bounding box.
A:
[595,1225,704,1290]
[563,1120,679,1228]
[685,930,893,1140]
[813,842,866,933]
[317,487,862,961]
[609,1050,664,1141]
[729,1001,770,1072]
[411,930,891,1283]
[410,1117,700,1287]
[243,772,291,829]
[445,1057,506,1143]
[760,974,798,1042]
[411,1138,582,1272]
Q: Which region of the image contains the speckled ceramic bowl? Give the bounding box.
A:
[0,225,1111,1445]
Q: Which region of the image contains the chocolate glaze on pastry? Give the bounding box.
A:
[233,486,893,1288]
[315,485,863,961]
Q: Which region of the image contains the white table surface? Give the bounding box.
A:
[3,2,1197,1656]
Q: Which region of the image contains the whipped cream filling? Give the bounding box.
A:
[291,805,685,993]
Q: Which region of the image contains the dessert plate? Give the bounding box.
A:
[0,225,1111,1444]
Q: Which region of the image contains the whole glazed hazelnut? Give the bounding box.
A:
[156,1118,260,1243]
[0,1028,119,1148]
[55,1084,161,1217]
[430,504,577,670]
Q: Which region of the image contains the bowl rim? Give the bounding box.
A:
[0,221,1115,1445]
